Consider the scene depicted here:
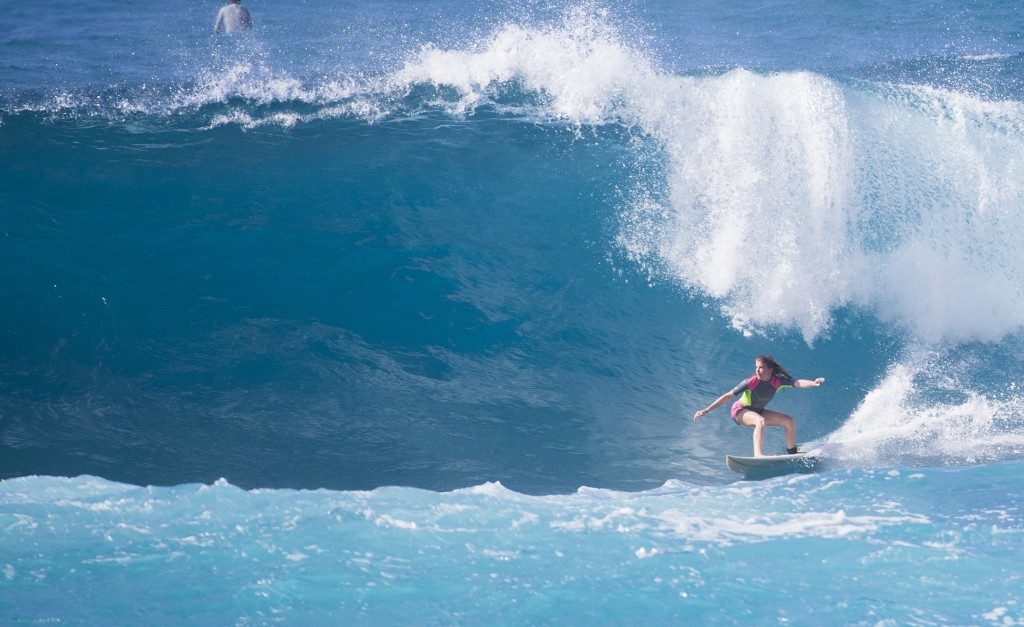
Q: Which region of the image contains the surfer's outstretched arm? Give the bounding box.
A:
[794,377,826,388]
[693,392,735,421]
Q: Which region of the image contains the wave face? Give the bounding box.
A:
[4,0,1024,622]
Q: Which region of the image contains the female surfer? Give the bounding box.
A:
[693,355,825,457]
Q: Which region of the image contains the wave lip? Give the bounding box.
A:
[389,8,662,124]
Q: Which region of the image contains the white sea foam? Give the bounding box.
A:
[621,73,1024,346]
[389,7,659,124]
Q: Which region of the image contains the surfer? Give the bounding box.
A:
[214,0,253,34]
[693,355,825,457]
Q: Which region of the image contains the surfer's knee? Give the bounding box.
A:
[743,412,765,428]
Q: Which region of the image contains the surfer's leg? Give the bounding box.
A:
[735,409,766,457]
[762,410,796,450]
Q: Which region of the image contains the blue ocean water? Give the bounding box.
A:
[2,0,1023,623]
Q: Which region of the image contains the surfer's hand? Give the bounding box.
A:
[814,377,825,386]
[693,409,707,421]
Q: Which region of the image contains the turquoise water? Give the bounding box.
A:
[3,463,1022,624]
[3,0,1024,623]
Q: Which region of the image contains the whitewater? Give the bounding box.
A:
[2,0,1024,623]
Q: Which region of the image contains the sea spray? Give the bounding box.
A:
[828,347,1024,467]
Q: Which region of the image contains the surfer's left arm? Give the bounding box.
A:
[794,377,825,388]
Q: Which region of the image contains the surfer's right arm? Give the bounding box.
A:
[693,392,735,421]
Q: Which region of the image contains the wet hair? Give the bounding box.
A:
[756,354,792,379]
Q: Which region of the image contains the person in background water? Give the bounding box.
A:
[214,0,252,34]
[693,355,825,457]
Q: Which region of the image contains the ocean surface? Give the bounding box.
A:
[2,0,1024,623]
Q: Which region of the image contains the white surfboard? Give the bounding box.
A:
[726,450,821,475]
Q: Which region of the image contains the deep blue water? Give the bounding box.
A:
[2,0,1024,623]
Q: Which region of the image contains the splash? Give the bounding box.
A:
[621,74,1024,346]
[826,351,1024,466]
[619,70,852,342]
